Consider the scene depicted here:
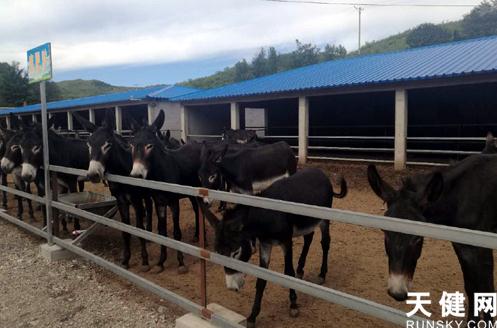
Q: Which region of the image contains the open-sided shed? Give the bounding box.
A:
[174,36,497,170]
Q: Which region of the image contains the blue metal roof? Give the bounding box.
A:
[2,85,198,116]
[146,85,199,100]
[174,35,497,102]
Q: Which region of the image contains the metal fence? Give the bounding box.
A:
[2,155,497,327]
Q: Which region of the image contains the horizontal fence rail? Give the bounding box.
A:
[49,165,497,256]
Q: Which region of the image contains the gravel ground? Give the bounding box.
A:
[0,218,179,328]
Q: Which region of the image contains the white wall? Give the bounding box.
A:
[148,101,182,140]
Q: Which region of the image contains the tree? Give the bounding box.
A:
[321,44,347,62]
[461,0,497,39]
[267,47,279,74]
[251,48,268,78]
[406,23,453,48]
[234,59,252,82]
[290,40,320,68]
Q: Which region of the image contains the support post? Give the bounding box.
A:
[67,112,73,131]
[6,116,11,129]
[40,80,53,245]
[230,102,240,130]
[298,96,309,165]
[180,105,188,142]
[32,114,37,123]
[88,108,95,123]
[115,106,122,134]
[147,104,155,125]
[394,89,408,171]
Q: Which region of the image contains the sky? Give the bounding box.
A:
[0,0,479,86]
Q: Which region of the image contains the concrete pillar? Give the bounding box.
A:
[298,96,309,165]
[67,112,73,130]
[32,114,37,123]
[115,106,122,134]
[147,104,155,125]
[230,102,240,130]
[394,89,408,171]
[6,116,11,130]
[180,105,188,142]
[88,108,95,124]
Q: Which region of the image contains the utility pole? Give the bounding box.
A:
[354,6,364,54]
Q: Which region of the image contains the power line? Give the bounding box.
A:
[261,0,478,7]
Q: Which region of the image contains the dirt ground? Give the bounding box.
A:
[1,161,494,328]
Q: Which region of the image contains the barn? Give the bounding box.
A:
[173,35,497,170]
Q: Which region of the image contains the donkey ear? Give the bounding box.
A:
[367,165,396,203]
[197,199,219,228]
[165,130,171,140]
[214,144,229,164]
[151,110,165,132]
[419,172,443,208]
[73,111,96,132]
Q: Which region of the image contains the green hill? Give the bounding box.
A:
[56,79,135,99]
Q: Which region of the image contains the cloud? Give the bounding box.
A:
[0,0,473,71]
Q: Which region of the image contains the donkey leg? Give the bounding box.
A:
[133,200,149,272]
[153,202,168,273]
[189,196,200,243]
[117,199,131,269]
[282,240,299,318]
[25,183,35,222]
[2,173,7,209]
[296,232,314,280]
[171,201,187,273]
[144,197,153,233]
[317,220,331,285]
[247,243,272,328]
[16,195,23,220]
[452,243,494,322]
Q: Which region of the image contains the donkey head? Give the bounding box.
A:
[19,126,43,182]
[74,112,118,183]
[199,202,253,291]
[198,142,228,191]
[367,165,443,302]
[129,110,164,179]
[1,131,23,174]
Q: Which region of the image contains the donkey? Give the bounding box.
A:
[129,110,201,273]
[19,122,89,230]
[0,127,11,208]
[73,112,155,271]
[222,128,258,144]
[198,141,297,196]
[368,155,497,322]
[159,130,183,149]
[482,132,497,154]
[200,168,347,328]
[0,129,35,220]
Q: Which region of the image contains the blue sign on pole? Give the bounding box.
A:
[27,42,52,84]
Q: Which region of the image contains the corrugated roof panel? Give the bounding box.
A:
[174,36,497,102]
[147,85,199,99]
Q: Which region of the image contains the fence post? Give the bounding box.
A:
[40,81,54,245]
